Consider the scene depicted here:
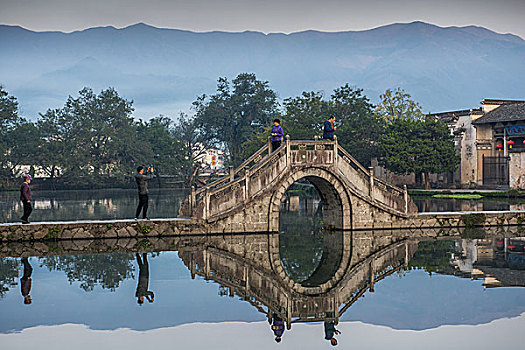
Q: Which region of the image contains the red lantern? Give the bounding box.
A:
[523,140,525,144]
[496,144,503,149]
[507,140,515,149]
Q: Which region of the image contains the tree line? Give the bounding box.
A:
[0,73,458,189]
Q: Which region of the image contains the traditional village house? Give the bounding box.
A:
[431,99,525,189]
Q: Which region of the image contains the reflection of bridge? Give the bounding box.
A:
[177,232,417,327]
[180,137,418,232]
[1,229,416,326]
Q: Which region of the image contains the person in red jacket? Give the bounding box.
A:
[20,174,32,224]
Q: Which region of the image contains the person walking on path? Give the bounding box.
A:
[323,116,337,141]
[135,253,154,305]
[20,174,32,224]
[135,166,154,220]
[270,118,284,152]
[20,257,33,305]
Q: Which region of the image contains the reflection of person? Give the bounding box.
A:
[269,313,285,343]
[324,319,341,346]
[270,118,284,152]
[20,257,33,305]
[135,253,154,305]
[20,174,32,224]
[135,166,154,220]
[323,116,337,141]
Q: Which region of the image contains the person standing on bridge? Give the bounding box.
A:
[323,116,337,141]
[135,166,154,220]
[270,118,284,152]
[20,174,32,224]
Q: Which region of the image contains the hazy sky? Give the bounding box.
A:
[1,0,525,38]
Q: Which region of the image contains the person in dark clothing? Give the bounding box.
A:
[270,118,284,152]
[269,312,285,343]
[20,174,32,224]
[135,166,154,220]
[20,257,33,305]
[324,318,341,346]
[323,116,337,140]
[135,253,154,305]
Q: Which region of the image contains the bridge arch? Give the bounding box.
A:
[268,167,353,232]
[266,167,353,295]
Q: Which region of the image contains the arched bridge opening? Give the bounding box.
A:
[278,176,345,287]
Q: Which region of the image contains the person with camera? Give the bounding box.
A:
[135,166,154,220]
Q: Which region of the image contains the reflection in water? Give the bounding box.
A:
[0,188,188,223]
[0,230,523,337]
[279,189,343,287]
[136,253,154,305]
[269,313,285,343]
[40,253,136,291]
[20,257,32,305]
[413,197,525,212]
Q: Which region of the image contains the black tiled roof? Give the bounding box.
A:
[428,108,482,122]
[473,102,525,125]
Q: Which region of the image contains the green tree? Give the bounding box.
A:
[282,84,383,167]
[0,86,23,182]
[375,87,424,123]
[3,121,41,177]
[379,117,459,188]
[329,84,384,166]
[283,91,328,140]
[37,87,139,183]
[173,112,209,182]
[136,115,186,177]
[193,73,279,166]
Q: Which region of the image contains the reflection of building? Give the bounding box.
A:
[449,237,525,288]
[430,99,525,189]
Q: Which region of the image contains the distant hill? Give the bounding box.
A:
[1,21,524,119]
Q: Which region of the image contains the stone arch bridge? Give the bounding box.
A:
[180,137,418,232]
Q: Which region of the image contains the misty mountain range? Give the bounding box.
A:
[1,21,524,119]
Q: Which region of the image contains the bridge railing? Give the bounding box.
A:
[185,136,413,219]
[194,137,272,198]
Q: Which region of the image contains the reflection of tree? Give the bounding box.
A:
[408,240,455,275]
[0,258,19,297]
[40,253,135,291]
[279,211,324,282]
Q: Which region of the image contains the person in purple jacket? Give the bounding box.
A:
[270,118,284,152]
[20,174,32,224]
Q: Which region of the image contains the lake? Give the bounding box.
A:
[2,188,524,224]
[0,202,524,349]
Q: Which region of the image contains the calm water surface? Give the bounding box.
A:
[0,188,188,223]
[0,189,524,349]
